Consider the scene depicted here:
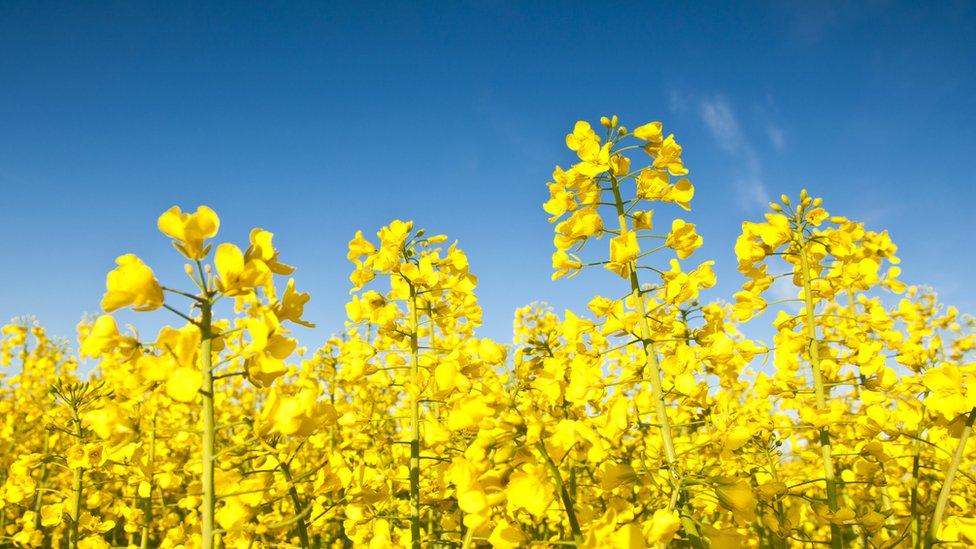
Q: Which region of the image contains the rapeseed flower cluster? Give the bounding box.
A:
[0,115,972,548]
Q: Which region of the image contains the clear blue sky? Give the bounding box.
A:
[2,1,974,347]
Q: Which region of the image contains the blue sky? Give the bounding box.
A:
[1,1,974,348]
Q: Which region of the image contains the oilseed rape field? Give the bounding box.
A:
[0,115,973,549]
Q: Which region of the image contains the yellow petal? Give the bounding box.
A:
[166,367,201,402]
[215,243,244,289]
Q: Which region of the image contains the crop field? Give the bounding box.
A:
[0,115,972,549]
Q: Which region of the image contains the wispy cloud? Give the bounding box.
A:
[699,95,770,210]
[669,88,689,114]
[766,125,785,150]
[755,94,786,151]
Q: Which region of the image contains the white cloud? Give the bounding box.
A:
[767,125,786,150]
[669,89,688,114]
[733,177,770,211]
[701,97,742,151]
[700,95,770,210]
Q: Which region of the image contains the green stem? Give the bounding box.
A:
[280,462,311,549]
[200,301,216,549]
[911,431,923,549]
[608,174,704,548]
[68,417,84,549]
[32,433,51,532]
[797,232,843,549]
[408,283,422,549]
[764,443,788,548]
[925,407,976,548]
[535,442,582,543]
[461,524,475,549]
[69,468,83,549]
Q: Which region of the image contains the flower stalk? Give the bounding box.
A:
[199,299,216,549]
[796,223,842,549]
[926,407,976,548]
[609,173,704,548]
[408,283,422,549]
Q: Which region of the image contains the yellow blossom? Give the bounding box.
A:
[100,254,164,312]
[157,205,220,260]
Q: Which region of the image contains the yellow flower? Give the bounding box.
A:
[715,478,757,523]
[457,484,488,515]
[400,254,440,288]
[565,120,599,153]
[922,365,976,420]
[734,227,767,265]
[100,254,164,312]
[349,259,375,289]
[703,525,746,549]
[632,121,663,143]
[157,205,220,260]
[347,230,376,261]
[606,230,640,278]
[378,219,413,250]
[665,219,703,259]
[609,153,631,176]
[245,228,295,275]
[575,142,611,176]
[806,207,829,226]
[215,496,253,532]
[242,318,297,387]
[79,314,130,357]
[553,208,604,250]
[636,168,670,200]
[633,210,654,230]
[754,213,792,247]
[77,536,112,549]
[67,443,106,470]
[215,243,271,296]
[165,366,201,402]
[610,522,644,549]
[551,250,583,280]
[258,387,334,436]
[646,509,681,543]
[669,178,695,210]
[635,169,695,210]
[272,278,314,327]
[543,181,578,220]
[600,462,637,491]
[488,519,527,549]
[505,464,553,518]
[82,403,128,439]
[40,503,63,527]
[609,231,640,265]
[661,259,716,304]
[941,516,976,545]
[651,134,688,175]
[733,290,767,321]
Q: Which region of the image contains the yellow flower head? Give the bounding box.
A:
[79,314,130,357]
[245,228,295,275]
[632,121,664,143]
[665,218,703,259]
[100,254,164,312]
[157,205,220,260]
[214,243,271,296]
